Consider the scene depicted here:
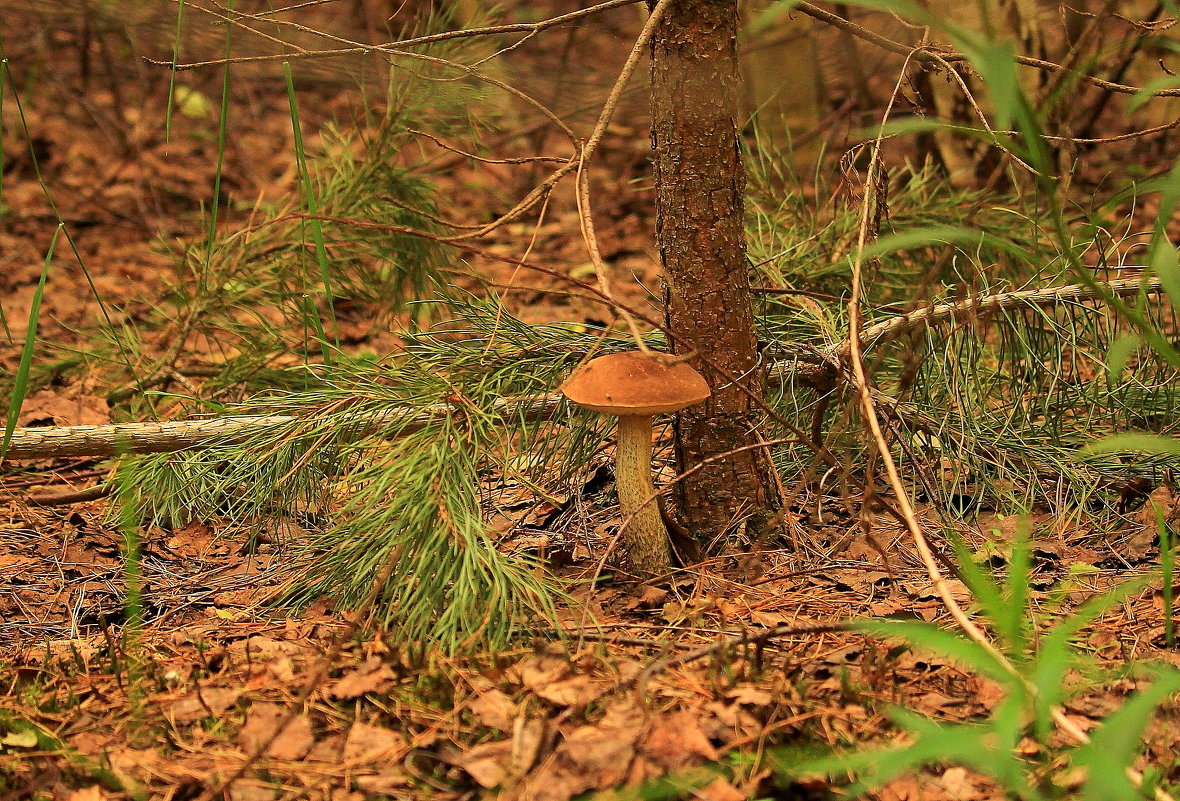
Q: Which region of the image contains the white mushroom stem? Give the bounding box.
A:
[614,414,672,575]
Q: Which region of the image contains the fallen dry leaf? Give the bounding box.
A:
[532,674,603,708]
[355,769,408,794]
[460,718,544,788]
[468,688,518,730]
[228,636,305,659]
[726,685,773,706]
[328,658,395,700]
[514,652,571,690]
[226,781,278,801]
[167,686,243,723]
[66,786,107,801]
[514,704,643,801]
[697,777,746,801]
[939,766,984,799]
[1129,485,1177,559]
[461,739,515,789]
[344,722,406,764]
[17,387,109,428]
[305,734,345,763]
[641,710,718,770]
[237,703,314,760]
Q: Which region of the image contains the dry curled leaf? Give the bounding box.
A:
[344,722,406,764]
[328,658,395,700]
[641,710,718,770]
[237,703,314,761]
[469,688,518,730]
[514,705,643,801]
[461,739,515,789]
[167,686,243,723]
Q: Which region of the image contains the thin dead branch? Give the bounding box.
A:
[792,1,1180,97]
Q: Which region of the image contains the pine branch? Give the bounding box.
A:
[1,275,1162,461]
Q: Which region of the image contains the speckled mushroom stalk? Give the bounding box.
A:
[561,352,711,577]
[613,412,673,574]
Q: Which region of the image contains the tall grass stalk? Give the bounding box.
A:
[0,55,9,342]
[2,227,59,462]
[284,60,337,360]
[203,0,233,268]
[164,0,186,144]
[1158,502,1176,649]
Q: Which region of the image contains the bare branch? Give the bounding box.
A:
[794,1,1180,97]
[147,0,642,71]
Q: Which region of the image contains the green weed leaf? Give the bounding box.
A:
[1084,434,1180,458]
[1105,333,1142,377]
[856,619,1012,683]
[1074,668,1180,801]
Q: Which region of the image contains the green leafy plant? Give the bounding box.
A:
[775,530,1180,799]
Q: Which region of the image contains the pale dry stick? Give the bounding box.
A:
[847,58,1174,801]
[446,0,674,242]
[575,159,654,355]
[1063,117,1180,146]
[407,128,568,165]
[921,49,1038,176]
[468,27,543,70]
[852,274,1163,356]
[954,118,1180,146]
[850,50,1007,674]
[568,0,679,353]
[792,1,1180,97]
[1112,9,1176,31]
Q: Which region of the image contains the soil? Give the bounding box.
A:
[3,2,1180,801]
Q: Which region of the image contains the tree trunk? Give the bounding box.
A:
[650,0,779,546]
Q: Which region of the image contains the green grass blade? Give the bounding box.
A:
[204,2,233,265]
[164,0,186,143]
[1074,668,1180,801]
[2,227,60,462]
[283,60,336,361]
[1085,434,1180,459]
[1032,576,1155,732]
[856,619,1012,683]
[1160,503,1176,649]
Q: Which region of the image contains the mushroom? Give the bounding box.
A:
[561,351,710,575]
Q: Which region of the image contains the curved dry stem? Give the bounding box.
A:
[846,53,1174,801]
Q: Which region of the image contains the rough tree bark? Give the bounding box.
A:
[650,0,780,545]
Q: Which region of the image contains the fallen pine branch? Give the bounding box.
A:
[1,275,1162,461]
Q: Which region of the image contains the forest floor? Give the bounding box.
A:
[3,2,1180,801]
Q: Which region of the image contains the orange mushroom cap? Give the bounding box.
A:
[561,351,710,416]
